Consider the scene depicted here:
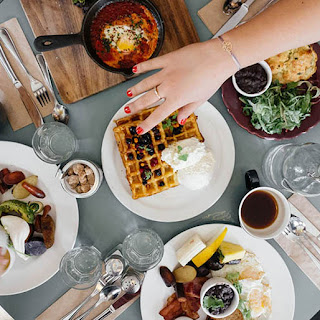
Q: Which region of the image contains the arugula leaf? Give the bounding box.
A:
[178,154,188,161]
[203,296,224,310]
[240,80,320,135]
[177,146,182,153]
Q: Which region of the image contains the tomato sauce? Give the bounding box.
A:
[90,1,159,69]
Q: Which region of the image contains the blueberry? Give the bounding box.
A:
[173,126,182,135]
[139,133,151,145]
[126,138,132,145]
[129,126,136,135]
[155,169,162,176]
[148,149,155,156]
[155,135,161,141]
[137,153,144,160]
[151,127,158,132]
[159,181,165,187]
[158,144,165,151]
[128,153,134,160]
[142,180,147,185]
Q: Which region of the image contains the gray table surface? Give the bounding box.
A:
[0,0,320,319]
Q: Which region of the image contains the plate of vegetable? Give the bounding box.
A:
[222,43,320,140]
[0,141,78,295]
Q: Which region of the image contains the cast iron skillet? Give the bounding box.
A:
[34,0,164,77]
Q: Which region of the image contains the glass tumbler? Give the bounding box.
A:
[32,122,77,164]
[262,143,320,196]
[122,228,164,272]
[59,246,103,290]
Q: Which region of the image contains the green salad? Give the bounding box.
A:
[240,80,320,135]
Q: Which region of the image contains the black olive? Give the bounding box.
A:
[129,126,136,135]
[158,144,165,151]
[128,153,134,160]
[159,181,165,187]
[137,153,144,160]
[196,265,210,277]
[155,169,162,177]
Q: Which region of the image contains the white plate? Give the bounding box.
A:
[0,141,78,295]
[101,100,235,222]
[140,224,295,320]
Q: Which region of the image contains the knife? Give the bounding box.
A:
[213,0,256,38]
[0,43,43,128]
[92,291,140,320]
[289,203,320,241]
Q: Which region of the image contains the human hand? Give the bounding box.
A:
[124,39,237,134]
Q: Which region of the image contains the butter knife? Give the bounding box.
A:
[289,203,320,240]
[92,292,140,320]
[0,43,43,128]
[213,0,256,38]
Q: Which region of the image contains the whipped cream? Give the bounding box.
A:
[161,137,215,190]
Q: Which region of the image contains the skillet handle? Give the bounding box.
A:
[34,33,83,52]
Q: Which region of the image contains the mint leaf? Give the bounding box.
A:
[203,296,224,310]
[177,146,182,153]
[178,154,188,161]
[144,170,152,180]
[172,113,178,120]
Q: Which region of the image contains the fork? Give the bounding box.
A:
[0,28,50,107]
[283,227,320,271]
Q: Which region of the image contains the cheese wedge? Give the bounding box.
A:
[192,227,228,267]
[219,241,246,264]
[176,234,206,266]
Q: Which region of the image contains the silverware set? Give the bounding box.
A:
[283,214,320,271]
[61,254,144,320]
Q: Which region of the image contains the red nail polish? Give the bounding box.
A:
[124,106,131,114]
[127,90,133,97]
[132,65,138,73]
[136,126,144,135]
[180,118,186,125]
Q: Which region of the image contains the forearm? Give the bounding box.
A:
[211,0,320,69]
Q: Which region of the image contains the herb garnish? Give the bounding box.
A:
[177,146,182,153]
[144,170,152,180]
[162,113,178,132]
[238,299,252,320]
[226,272,242,294]
[203,296,225,310]
[138,145,153,152]
[240,80,320,135]
[178,154,188,161]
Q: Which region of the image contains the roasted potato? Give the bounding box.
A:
[173,266,197,283]
[41,214,55,249]
[12,175,38,199]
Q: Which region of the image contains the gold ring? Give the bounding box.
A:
[153,86,162,100]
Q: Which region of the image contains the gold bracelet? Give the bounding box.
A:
[218,36,242,71]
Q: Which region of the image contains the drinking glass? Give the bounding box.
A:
[262,143,320,196]
[122,228,164,272]
[59,246,103,290]
[32,122,77,164]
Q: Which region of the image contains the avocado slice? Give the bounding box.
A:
[0,200,35,224]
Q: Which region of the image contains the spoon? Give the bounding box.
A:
[121,269,144,294]
[36,54,70,124]
[74,285,121,320]
[289,215,320,255]
[102,255,125,284]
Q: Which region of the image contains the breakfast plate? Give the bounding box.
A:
[222,43,320,140]
[140,224,295,320]
[101,100,235,222]
[0,141,78,295]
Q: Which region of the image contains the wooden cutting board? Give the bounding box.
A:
[20,0,199,104]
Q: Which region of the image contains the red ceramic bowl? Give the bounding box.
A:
[222,43,320,140]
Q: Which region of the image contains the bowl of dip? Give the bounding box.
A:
[200,277,239,318]
[232,61,272,98]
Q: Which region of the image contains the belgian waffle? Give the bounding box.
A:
[113,107,204,199]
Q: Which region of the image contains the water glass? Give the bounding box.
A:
[59,246,103,290]
[32,122,77,164]
[262,143,320,196]
[122,228,164,272]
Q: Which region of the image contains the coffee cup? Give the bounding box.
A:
[239,186,290,239]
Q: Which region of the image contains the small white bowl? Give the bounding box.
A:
[0,248,15,278]
[232,61,272,98]
[239,187,290,239]
[200,277,239,319]
[58,159,103,198]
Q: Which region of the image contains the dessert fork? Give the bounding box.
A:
[0,28,50,107]
[283,226,320,271]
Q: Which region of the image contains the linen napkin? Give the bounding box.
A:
[275,194,320,290]
[0,18,53,131]
[198,0,276,36]
[0,305,14,320]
